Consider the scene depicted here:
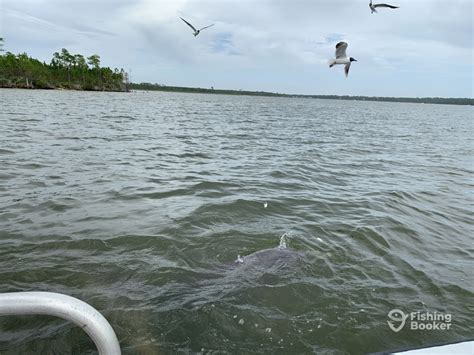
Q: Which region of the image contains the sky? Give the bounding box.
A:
[1,0,473,97]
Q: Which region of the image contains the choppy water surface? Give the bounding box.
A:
[0,89,472,354]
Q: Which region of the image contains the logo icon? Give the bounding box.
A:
[387,309,408,332]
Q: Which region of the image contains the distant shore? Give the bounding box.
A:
[1,45,471,105]
[130,83,474,106]
[0,48,128,92]
[2,83,472,106]
[0,84,127,92]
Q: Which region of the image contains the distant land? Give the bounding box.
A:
[0,40,471,106]
[0,44,127,92]
[130,83,474,106]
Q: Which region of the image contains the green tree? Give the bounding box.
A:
[1,47,126,91]
[0,37,4,52]
[16,53,33,87]
[87,54,100,69]
[61,48,73,86]
[0,51,17,84]
[87,54,101,88]
[74,54,87,69]
[51,51,63,67]
[74,54,87,86]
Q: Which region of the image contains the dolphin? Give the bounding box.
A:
[179,245,308,307]
[235,247,305,270]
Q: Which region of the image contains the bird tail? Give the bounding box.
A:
[328,59,336,68]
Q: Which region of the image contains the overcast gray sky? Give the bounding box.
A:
[1,0,473,97]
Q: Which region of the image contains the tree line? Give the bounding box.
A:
[130,82,473,106]
[130,82,285,97]
[0,39,128,91]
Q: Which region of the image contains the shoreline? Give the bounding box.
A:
[2,85,472,106]
[0,86,127,93]
[130,84,474,106]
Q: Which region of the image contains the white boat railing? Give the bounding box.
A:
[0,291,121,355]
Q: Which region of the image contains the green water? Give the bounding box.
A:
[0,89,472,354]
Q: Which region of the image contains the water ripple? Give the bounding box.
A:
[0,89,472,354]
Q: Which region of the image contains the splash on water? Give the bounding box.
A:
[279,233,289,250]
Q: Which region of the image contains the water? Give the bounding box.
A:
[0,89,472,354]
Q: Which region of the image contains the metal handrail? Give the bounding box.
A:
[0,292,121,355]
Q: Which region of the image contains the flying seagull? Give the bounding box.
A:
[180,17,214,37]
[328,42,357,78]
[369,1,399,14]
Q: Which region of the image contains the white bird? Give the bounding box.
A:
[180,17,214,37]
[263,201,268,208]
[328,41,357,78]
[369,0,399,14]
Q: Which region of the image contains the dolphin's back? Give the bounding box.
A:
[237,247,304,270]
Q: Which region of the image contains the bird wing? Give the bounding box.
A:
[199,24,215,31]
[335,42,348,59]
[344,62,351,77]
[373,3,399,8]
[180,17,197,32]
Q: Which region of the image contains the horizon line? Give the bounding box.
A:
[129,82,474,103]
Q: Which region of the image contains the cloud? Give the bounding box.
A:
[318,34,345,46]
[210,33,239,55]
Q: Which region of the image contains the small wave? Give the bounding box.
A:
[171,152,212,159]
[17,162,49,169]
[37,199,78,212]
[279,233,289,249]
[101,114,136,120]
[350,227,391,256]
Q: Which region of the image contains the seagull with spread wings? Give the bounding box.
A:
[369,0,399,14]
[180,17,214,37]
[328,42,358,78]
